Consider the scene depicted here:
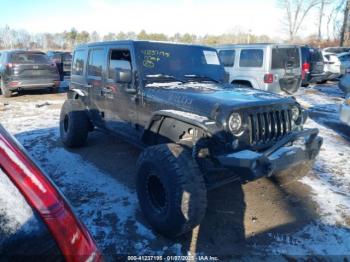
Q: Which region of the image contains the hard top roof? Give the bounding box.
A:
[215,43,300,49]
[74,40,214,50]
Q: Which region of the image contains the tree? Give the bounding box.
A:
[76,30,90,44]
[278,0,321,41]
[90,31,100,42]
[103,32,117,41]
[64,28,78,48]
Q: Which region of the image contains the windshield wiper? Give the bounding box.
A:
[183,74,219,83]
[145,74,184,83]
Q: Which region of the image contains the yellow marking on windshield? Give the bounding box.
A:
[141,49,171,68]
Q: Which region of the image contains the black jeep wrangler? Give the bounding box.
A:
[60,41,322,238]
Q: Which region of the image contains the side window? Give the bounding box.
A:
[108,49,131,80]
[219,50,235,67]
[239,49,264,68]
[87,49,105,78]
[72,50,86,76]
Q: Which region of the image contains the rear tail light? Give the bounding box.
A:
[302,62,310,80]
[8,81,19,87]
[264,73,274,84]
[0,131,101,262]
[302,62,310,73]
[54,80,60,87]
[6,63,15,68]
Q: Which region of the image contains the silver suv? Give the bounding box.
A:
[216,44,302,94]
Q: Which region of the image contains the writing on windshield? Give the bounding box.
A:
[141,49,171,68]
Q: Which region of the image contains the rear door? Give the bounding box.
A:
[86,47,108,121]
[70,48,90,97]
[270,46,301,94]
[9,52,58,80]
[308,48,324,74]
[62,52,72,76]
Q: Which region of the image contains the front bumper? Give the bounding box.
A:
[340,104,350,126]
[217,128,322,182]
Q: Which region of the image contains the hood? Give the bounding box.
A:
[144,82,296,117]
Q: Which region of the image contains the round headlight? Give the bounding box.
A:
[291,106,300,121]
[228,113,242,134]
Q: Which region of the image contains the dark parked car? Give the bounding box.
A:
[300,46,326,86]
[47,51,72,81]
[0,50,60,97]
[0,124,101,261]
[60,40,322,238]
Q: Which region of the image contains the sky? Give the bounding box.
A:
[0,0,323,39]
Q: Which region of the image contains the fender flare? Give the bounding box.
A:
[231,77,258,89]
[141,110,218,145]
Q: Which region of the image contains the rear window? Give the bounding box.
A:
[239,49,263,67]
[10,53,49,64]
[72,50,86,75]
[271,47,300,69]
[310,49,323,62]
[218,50,235,67]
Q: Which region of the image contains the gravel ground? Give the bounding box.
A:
[0,83,349,260]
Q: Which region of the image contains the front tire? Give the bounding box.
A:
[59,99,91,147]
[136,143,207,238]
[0,79,12,98]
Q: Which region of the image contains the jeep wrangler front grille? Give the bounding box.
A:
[248,109,292,145]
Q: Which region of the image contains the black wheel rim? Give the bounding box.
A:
[146,171,167,213]
[63,114,69,133]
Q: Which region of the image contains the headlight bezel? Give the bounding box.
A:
[291,106,300,122]
[228,112,244,136]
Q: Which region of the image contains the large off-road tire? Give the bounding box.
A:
[0,79,12,98]
[136,143,207,238]
[59,99,91,148]
[271,160,315,186]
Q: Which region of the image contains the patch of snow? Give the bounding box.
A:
[262,85,350,255]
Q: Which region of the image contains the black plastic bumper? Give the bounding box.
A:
[217,128,323,182]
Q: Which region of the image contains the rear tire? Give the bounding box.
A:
[59,99,91,148]
[0,79,12,98]
[301,83,309,87]
[136,143,207,238]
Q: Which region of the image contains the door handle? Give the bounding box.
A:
[84,84,92,88]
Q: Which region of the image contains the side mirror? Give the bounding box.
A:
[114,68,132,84]
[110,60,132,83]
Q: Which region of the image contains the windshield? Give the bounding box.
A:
[134,42,226,84]
[10,52,50,64]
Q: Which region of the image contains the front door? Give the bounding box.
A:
[103,46,140,139]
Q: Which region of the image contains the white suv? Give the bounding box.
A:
[216,44,302,94]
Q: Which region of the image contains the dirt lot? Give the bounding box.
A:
[0,84,350,259]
